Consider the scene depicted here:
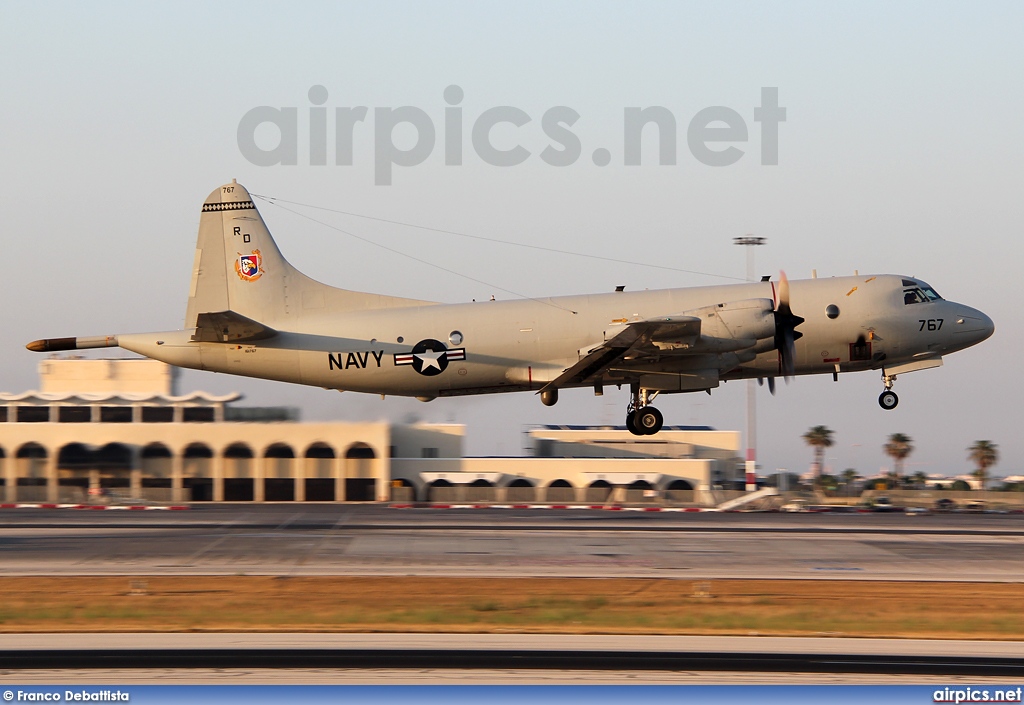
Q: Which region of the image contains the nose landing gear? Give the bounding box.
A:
[878,373,899,410]
[626,385,664,436]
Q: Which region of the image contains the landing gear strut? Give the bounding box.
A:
[626,385,664,436]
[878,373,899,410]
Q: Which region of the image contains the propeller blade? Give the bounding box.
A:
[767,377,776,395]
[772,270,805,382]
[777,270,792,315]
[781,328,797,380]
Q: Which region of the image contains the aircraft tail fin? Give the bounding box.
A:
[184,181,431,329]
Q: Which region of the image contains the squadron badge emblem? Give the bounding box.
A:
[235,250,263,282]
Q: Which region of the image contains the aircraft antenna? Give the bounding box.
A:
[255,196,579,315]
[252,194,747,283]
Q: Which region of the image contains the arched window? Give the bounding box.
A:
[16,442,47,459]
[223,443,254,481]
[506,477,536,503]
[545,479,576,503]
[264,443,295,458]
[304,442,335,481]
[264,443,295,481]
[584,479,612,503]
[95,443,131,471]
[141,443,173,481]
[15,443,47,485]
[57,442,92,469]
[141,443,172,458]
[304,442,335,459]
[345,443,376,459]
[182,443,213,479]
[184,443,213,458]
[224,443,254,458]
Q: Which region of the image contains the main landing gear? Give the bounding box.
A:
[626,385,664,436]
[878,373,899,410]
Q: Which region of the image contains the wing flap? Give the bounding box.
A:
[539,315,702,393]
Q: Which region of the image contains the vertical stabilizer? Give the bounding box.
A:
[184,181,431,329]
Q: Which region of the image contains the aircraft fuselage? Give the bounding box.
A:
[117,273,992,400]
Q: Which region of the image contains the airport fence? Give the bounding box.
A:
[8,486,177,505]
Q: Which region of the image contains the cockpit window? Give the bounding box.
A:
[904,288,925,305]
[903,285,942,305]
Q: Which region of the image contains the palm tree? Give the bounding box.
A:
[883,433,913,488]
[802,426,834,481]
[841,468,861,496]
[967,441,998,490]
[910,470,929,489]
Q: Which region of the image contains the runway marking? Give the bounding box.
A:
[293,509,353,572]
[175,513,253,567]
[275,512,304,530]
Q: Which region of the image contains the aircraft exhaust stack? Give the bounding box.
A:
[25,335,118,353]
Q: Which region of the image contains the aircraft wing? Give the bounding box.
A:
[538,298,778,393]
[538,315,702,393]
[191,311,278,343]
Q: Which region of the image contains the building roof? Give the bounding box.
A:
[0,391,241,404]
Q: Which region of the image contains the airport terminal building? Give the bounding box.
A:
[0,358,742,504]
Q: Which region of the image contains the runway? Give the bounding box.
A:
[1,505,1023,580]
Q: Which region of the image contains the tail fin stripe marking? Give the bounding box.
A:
[202,201,255,213]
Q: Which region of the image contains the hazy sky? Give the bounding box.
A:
[2,2,1022,478]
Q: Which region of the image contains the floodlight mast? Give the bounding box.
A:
[733,235,766,492]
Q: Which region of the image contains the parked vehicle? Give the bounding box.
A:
[872,496,896,512]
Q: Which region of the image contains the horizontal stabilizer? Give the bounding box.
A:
[191,311,277,344]
[26,335,118,352]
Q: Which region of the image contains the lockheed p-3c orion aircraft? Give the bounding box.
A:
[27,181,994,435]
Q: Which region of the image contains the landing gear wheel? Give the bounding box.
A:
[625,412,641,436]
[635,406,664,435]
[878,390,899,410]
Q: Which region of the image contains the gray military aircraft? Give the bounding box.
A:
[27,181,994,435]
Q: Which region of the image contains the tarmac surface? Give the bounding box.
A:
[2,504,1023,580]
[1,634,1022,683]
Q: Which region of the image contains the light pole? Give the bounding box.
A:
[734,235,766,492]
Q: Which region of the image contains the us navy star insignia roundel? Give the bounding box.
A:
[394,339,466,376]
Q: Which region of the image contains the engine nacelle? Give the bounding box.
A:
[680,298,776,351]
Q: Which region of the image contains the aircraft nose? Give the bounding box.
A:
[953,306,995,344]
